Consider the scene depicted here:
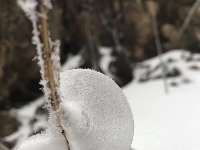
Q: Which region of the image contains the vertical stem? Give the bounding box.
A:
[178,0,200,39]
[152,12,169,94]
[38,3,59,111]
[36,2,71,149]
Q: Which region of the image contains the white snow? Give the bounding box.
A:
[123,50,200,150]
[99,47,115,75]
[62,54,83,71]
[59,69,134,150]
[42,0,52,9]
[6,48,200,150]
[14,69,134,150]
[5,98,46,148]
[15,129,69,150]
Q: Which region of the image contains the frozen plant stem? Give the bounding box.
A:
[36,1,70,149]
[38,3,59,111]
[152,12,169,94]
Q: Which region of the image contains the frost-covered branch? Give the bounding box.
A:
[36,1,71,148]
[18,0,70,148]
[37,1,59,111]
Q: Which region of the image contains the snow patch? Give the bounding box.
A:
[124,49,200,150]
[15,129,69,150]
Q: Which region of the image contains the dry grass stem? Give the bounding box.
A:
[152,12,169,94]
[37,2,71,149]
[179,0,200,39]
[38,4,59,111]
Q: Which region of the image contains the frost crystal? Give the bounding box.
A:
[17,0,61,108]
[17,0,47,97]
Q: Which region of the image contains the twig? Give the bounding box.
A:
[36,1,71,149]
[152,12,169,94]
[178,0,200,39]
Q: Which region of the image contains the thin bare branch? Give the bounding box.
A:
[36,1,71,149]
[152,12,169,94]
[178,0,200,39]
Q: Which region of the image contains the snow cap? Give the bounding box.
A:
[59,69,134,150]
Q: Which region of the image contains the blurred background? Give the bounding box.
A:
[1,0,200,149]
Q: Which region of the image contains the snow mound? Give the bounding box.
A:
[15,129,69,150]
[59,69,134,150]
[15,69,134,150]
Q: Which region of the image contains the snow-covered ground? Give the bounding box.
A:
[124,50,200,150]
[5,49,200,150]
